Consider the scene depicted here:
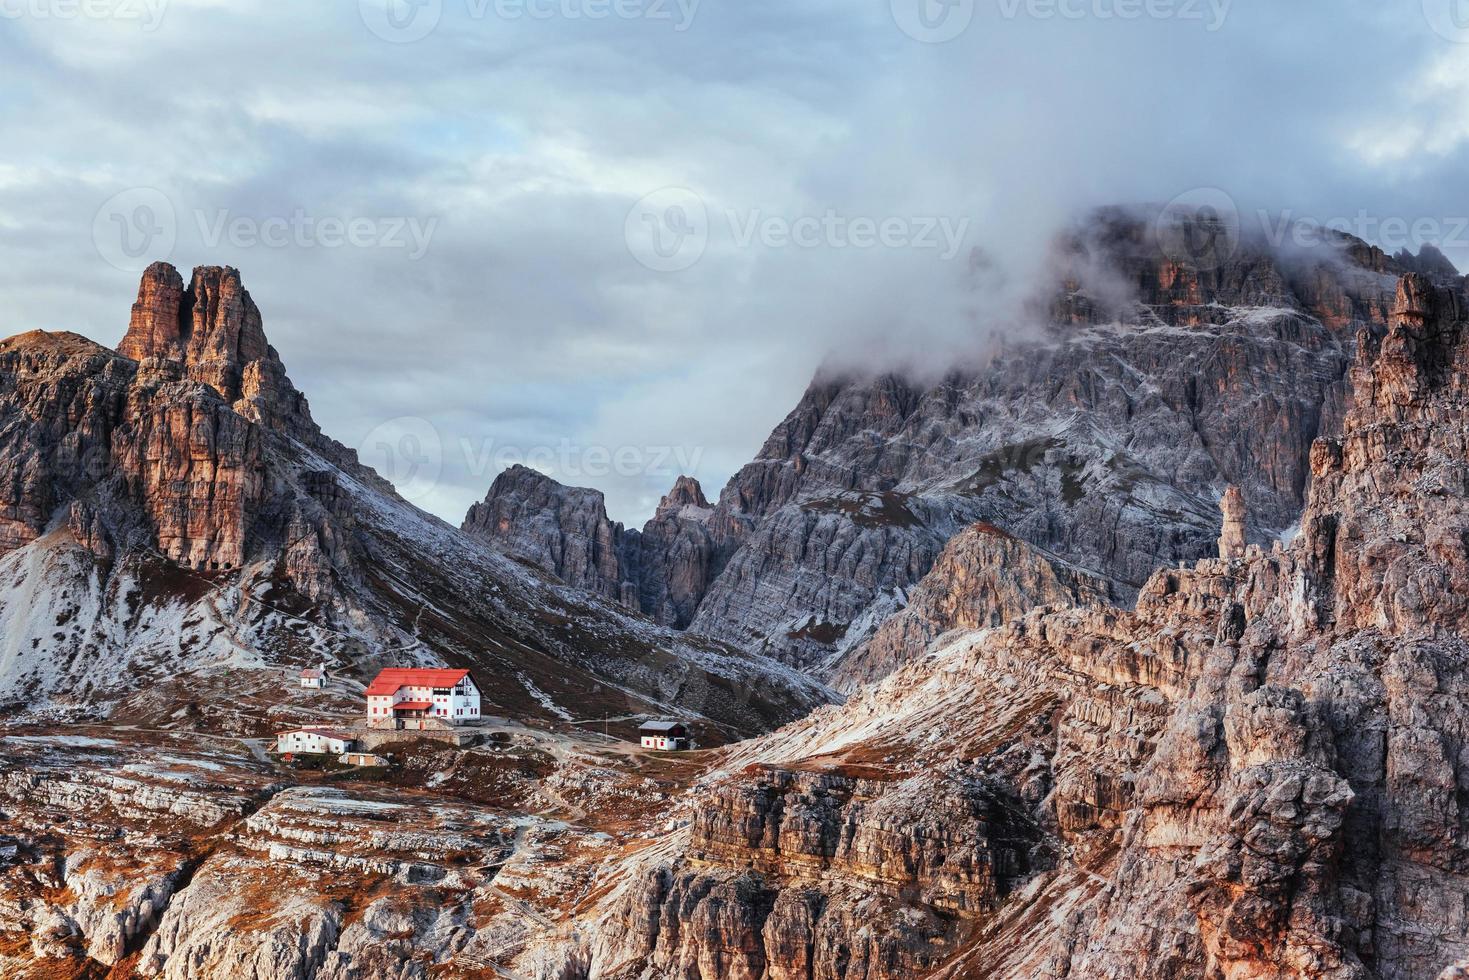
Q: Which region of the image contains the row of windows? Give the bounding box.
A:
[370,705,481,715]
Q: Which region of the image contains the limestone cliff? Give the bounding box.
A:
[828,520,1111,691]
[544,271,1469,979]
[0,265,832,736]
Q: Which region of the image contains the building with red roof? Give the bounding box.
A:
[366,667,481,730]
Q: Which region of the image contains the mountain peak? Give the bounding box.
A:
[116,263,315,436]
[656,475,710,515]
[119,263,270,390]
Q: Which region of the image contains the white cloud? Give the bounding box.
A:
[0,1,1465,524]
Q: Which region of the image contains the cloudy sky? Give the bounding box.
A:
[1,0,1467,523]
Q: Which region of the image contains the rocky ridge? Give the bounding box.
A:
[528,271,1469,979]
[0,263,832,736]
[468,210,1463,678]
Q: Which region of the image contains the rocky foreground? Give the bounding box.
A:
[532,271,1469,979]
[5,267,1469,978]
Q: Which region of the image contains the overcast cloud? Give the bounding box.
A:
[1,0,1467,523]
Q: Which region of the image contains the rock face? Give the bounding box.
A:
[829,520,1112,691]
[470,210,1462,679]
[462,464,637,606]
[1218,485,1248,559]
[550,270,1469,979]
[6,239,1469,980]
[462,470,731,629]
[0,264,832,736]
[631,474,726,629]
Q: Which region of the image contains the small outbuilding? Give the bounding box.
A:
[276,727,356,755]
[639,720,690,751]
[299,667,326,689]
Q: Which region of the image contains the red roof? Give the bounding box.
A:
[392,701,434,711]
[365,668,471,696]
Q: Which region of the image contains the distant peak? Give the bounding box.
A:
[657,475,710,515]
[1393,243,1460,279]
[115,263,311,434]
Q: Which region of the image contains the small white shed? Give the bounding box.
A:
[277,728,356,755]
[639,720,690,751]
[299,667,325,689]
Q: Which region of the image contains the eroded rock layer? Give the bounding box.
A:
[543,272,1469,979]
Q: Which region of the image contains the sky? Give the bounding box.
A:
[2,0,1468,524]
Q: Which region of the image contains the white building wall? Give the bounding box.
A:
[366,676,481,726]
[279,732,351,754]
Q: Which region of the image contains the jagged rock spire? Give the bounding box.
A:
[118,262,313,435]
[1218,485,1247,559]
[655,475,710,516]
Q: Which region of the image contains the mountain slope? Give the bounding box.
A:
[467,209,1462,678]
[0,264,832,736]
[538,271,1469,979]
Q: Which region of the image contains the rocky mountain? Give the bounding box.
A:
[466,209,1463,680]
[525,270,1469,978]
[0,262,832,736]
[462,463,637,606]
[828,520,1113,692]
[26,269,1468,978]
